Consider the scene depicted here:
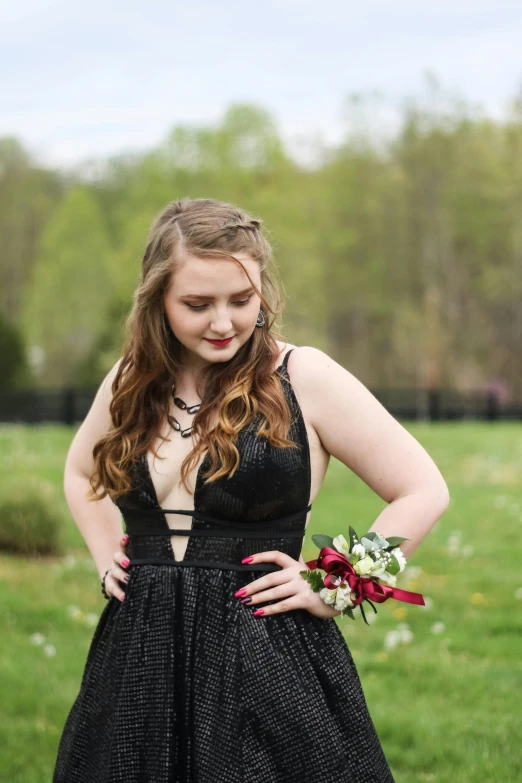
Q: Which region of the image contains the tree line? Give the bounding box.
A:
[2,83,522,401]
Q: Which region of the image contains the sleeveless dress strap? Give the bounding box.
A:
[282,347,295,369]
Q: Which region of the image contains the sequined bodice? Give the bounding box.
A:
[114,351,312,572]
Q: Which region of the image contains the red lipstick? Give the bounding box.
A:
[204,337,234,347]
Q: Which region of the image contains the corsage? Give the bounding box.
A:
[299,526,425,625]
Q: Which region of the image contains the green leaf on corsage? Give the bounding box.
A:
[299,569,325,592]
[384,536,409,547]
[348,526,359,549]
[311,534,334,549]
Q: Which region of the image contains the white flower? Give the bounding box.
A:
[354,554,375,576]
[332,534,350,556]
[375,571,397,587]
[515,587,522,600]
[431,621,445,634]
[390,547,407,572]
[30,633,45,646]
[351,543,366,559]
[67,605,82,619]
[43,644,56,657]
[319,587,337,606]
[63,554,77,569]
[384,630,400,651]
[404,565,423,580]
[421,596,433,610]
[447,535,461,557]
[398,628,413,644]
[334,585,356,611]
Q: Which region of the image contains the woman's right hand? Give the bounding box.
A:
[102,535,131,602]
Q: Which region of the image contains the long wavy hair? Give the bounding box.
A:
[88,197,300,503]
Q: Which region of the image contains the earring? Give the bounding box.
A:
[256,309,266,328]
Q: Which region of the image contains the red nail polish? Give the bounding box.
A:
[235,588,247,597]
[253,609,264,616]
[122,558,130,567]
[242,556,254,564]
[123,535,129,542]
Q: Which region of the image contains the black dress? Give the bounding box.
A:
[53,348,396,783]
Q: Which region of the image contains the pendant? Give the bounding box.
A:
[171,392,200,436]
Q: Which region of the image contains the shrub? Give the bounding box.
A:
[0,475,67,556]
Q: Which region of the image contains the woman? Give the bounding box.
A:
[53,197,449,782]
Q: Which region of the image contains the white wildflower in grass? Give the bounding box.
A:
[63,554,77,569]
[514,587,522,600]
[43,644,56,657]
[447,534,461,557]
[461,545,474,558]
[431,621,445,634]
[351,543,366,559]
[384,623,413,651]
[384,630,400,651]
[398,627,413,644]
[390,547,407,572]
[421,596,433,610]
[67,605,82,619]
[30,633,45,646]
[403,565,423,580]
[85,613,99,627]
[509,503,519,515]
[332,534,350,556]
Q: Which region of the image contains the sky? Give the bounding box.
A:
[2,0,522,169]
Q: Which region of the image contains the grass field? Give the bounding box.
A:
[1,422,521,782]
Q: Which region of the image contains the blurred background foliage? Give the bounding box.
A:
[3,85,522,400]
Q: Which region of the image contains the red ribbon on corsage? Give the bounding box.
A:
[305,546,425,607]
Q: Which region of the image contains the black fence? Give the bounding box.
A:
[0,387,521,425]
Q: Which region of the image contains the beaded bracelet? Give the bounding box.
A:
[101,564,115,600]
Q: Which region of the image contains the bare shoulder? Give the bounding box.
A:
[285,346,450,507]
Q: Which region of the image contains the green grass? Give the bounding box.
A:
[1,422,521,782]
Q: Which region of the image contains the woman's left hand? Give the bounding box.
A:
[235,550,341,620]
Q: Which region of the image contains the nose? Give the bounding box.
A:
[209,308,234,335]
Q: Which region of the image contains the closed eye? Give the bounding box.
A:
[185,296,252,312]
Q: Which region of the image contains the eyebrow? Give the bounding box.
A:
[179,286,255,300]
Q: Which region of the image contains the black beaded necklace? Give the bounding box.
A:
[172,395,201,438]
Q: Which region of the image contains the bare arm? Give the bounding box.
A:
[292,347,450,560]
[64,359,125,580]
